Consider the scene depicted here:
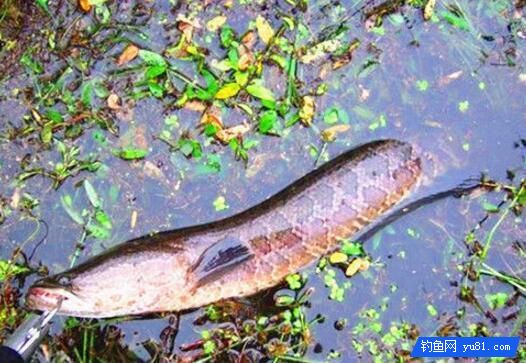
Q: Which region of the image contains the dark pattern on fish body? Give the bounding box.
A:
[26,139,422,317]
[187,140,421,306]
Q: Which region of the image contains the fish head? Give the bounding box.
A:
[26,251,189,318]
[25,273,96,315]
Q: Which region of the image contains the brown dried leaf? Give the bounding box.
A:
[176,15,200,42]
[206,16,227,32]
[345,258,370,277]
[255,15,274,45]
[130,210,138,229]
[117,44,139,66]
[424,0,436,21]
[329,252,348,264]
[300,39,341,64]
[10,188,21,209]
[31,109,43,125]
[358,85,370,102]
[318,63,332,80]
[143,161,165,181]
[321,124,350,142]
[332,39,360,70]
[216,124,250,143]
[438,70,463,87]
[298,96,315,126]
[241,30,257,49]
[134,125,148,150]
[79,0,92,12]
[238,50,255,71]
[184,101,207,112]
[107,93,121,110]
[200,113,223,129]
[115,100,135,122]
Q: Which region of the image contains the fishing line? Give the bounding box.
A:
[27,218,49,262]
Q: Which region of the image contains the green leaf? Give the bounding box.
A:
[227,48,239,70]
[164,115,179,127]
[117,148,148,160]
[86,221,110,239]
[246,82,275,102]
[285,113,300,127]
[213,195,228,211]
[40,124,53,144]
[192,87,213,101]
[323,107,349,125]
[148,81,164,98]
[64,317,80,329]
[458,100,470,113]
[286,274,303,290]
[60,196,84,225]
[485,292,508,309]
[275,294,295,307]
[441,10,470,31]
[261,99,276,109]
[90,0,108,5]
[83,180,101,208]
[220,26,235,48]
[234,71,248,86]
[517,187,526,206]
[181,142,194,157]
[341,241,365,257]
[95,4,111,24]
[81,81,94,107]
[258,110,278,134]
[257,316,268,326]
[178,139,202,158]
[427,304,438,317]
[34,0,49,12]
[186,70,218,101]
[92,130,107,146]
[270,54,287,68]
[95,210,112,230]
[203,340,217,355]
[138,50,167,67]
[416,79,429,92]
[0,260,30,281]
[369,114,387,131]
[46,109,63,123]
[196,155,222,175]
[145,65,167,79]
[482,201,499,213]
[202,69,219,94]
[20,53,44,74]
[203,123,219,137]
[93,81,109,98]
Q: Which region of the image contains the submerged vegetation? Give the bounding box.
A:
[0,0,525,361]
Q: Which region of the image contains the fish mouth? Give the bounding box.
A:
[26,286,67,310]
[25,279,89,314]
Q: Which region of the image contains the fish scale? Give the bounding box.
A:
[26,139,422,318]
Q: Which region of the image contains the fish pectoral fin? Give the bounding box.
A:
[189,236,254,290]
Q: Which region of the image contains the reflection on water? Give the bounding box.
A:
[0,0,525,361]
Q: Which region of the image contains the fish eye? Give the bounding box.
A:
[56,276,71,286]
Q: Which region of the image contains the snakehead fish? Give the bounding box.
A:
[26,139,422,318]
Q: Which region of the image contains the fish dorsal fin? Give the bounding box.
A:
[189,236,254,289]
